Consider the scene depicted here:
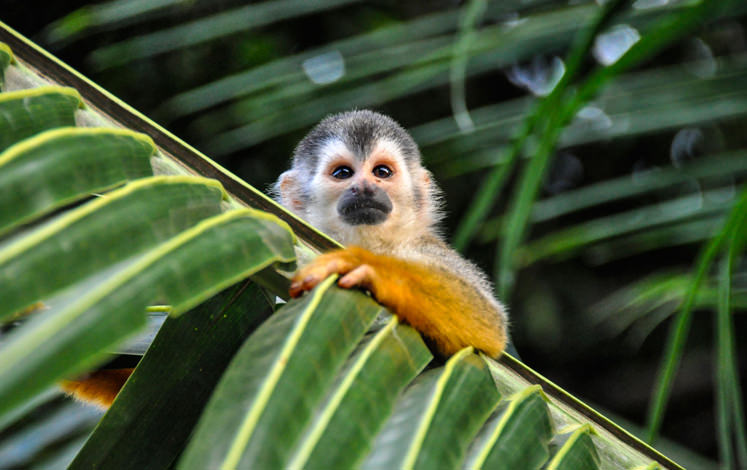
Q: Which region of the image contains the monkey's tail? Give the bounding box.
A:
[60,368,134,408]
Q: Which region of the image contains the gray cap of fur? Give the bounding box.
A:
[291,110,422,171]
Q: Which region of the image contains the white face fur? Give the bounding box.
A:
[280,136,434,249]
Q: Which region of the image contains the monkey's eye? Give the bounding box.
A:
[372,165,393,179]
[331,166,354,179]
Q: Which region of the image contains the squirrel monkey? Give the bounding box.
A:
[63,110,507,408]
[276,110,507,358]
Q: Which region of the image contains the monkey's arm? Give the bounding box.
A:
[290,246,507,357]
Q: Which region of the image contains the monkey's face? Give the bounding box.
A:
[276,110,442,247]
[318,139,419,232]
[278,138,428,246]
[327,143,397,227]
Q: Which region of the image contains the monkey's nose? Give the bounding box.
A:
[351,181,376,196]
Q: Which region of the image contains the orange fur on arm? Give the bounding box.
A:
[60,368,134,408]
[291,246,506,357]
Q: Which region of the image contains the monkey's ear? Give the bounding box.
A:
[418,168,435,194]
[421,170,432,187]
[277,170,305,212]
[418,168,444,225]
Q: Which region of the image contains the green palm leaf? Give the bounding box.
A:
[0,43,11,86]
[0,127,155,235]
[178,278,383,469]
[465,385,554,470]
[0,87,81,151]
[548,424,601,470]
[289,317,432,469]
[362,348,500,469]
[0,176,226,320]
[0,209,295,420]
[69,282,276,470]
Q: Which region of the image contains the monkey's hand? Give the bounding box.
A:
[289,246,506,358]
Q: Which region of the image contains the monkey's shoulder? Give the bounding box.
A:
[389,237,493,291]
[399,236,479,272]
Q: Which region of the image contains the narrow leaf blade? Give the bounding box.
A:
[547,424,600,470]
[0,87,81,151]
[465,385,554,470]
[0,127,155,235]
[0,43,11,88]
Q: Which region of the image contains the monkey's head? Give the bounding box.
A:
[275,110,443,247]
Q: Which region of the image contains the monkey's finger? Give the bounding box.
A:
[289,273,319,297]
[298,258,351,282]
[338,264,376,291]
[288,280,306,298]
[289,254,361,297]
[289,261,340,297]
